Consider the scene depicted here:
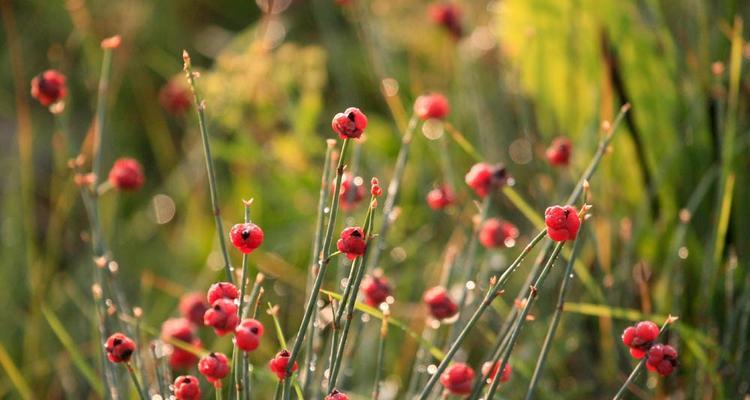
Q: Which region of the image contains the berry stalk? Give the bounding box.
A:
[126,363,147,400]
[612,318,675,400]
[182,50,234,285]
[232,201,254,400]
[372,309,390,400]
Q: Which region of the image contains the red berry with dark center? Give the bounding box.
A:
[646,343,678,376]
[268,349,298,380]
[203,299,239,336]
[546,136,572,166]
[331,107,368,139]
[199,352,230,384]
[31,69,67,106]
[161,318,196,343]
[159,80,191,116]
[235,318,264,352]
[337,173,366,211]
[481,361,512,383]
[173,375,201,400]
[325,389,350,400]
[414,93,450,121]
[423,286,458,320]
[426,185,455,210]
[479,218,519,249]
[230,222,264,254]
[337,227,367,260]
[361,275,392,307]
[544,205,580,242]
[104,332,136,363]
[465,162,509,198]
[440,363,475,395]
[169,341,202,370]
[429,3,462,39]
[207,282,239,304]
[179,292,209,326]
[108,158,145,191]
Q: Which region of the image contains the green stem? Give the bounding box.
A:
[216,384,223,400]
[372,315,388,399]
[612,320,672,400]
[126,363,147,400]
[92,49,113,184]
[233,204,253,399]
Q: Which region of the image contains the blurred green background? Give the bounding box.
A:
[1,0,749,398]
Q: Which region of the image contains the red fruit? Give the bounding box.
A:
[428,3,462,39]
[173,375,201,400]
[465,162,509,198]
[361,275,392,307]
[544,205,580,242]
[646,344,678,376]
[331,107,368,139]
[159,80,191,116]
[207,282,239,304]
[235,318,264,352]
[161,318,196,343]
[337,227,367,260]
[634,321,659,343]
[199,352,230,384]
[423,286,458,320]
[179,292,209,326]
[479,218,519,249]
[546,136,572,166]
[426,185,455,210]
[108,158,145,191]
[104,332,136,363]
[414,93,450,121]
[268,349,298,380]
[371,177,383,197]
[31,69,67,106]
[337,173,366,211]
[481,361,512,383]
[439,363,475,395]
[230,222,264,254]
[203,299,239,336]
[325,389,350,400]
[621,321,660,359]
[169,342,201,370]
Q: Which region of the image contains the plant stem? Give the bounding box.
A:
[232,203,253,400]
[126,363,147,400]
[418,229,548,399]
[150,343,168,398]
[183,51,234,284]
[216,384,223,400]
[92,49,113,184]
[612,319,674,400]
[372,311,389,399]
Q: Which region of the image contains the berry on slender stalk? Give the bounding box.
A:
[414,93,450,121]
[104,333,136,363]
[331,107,368,139]
[337,227,367,260]
[429,2,462,39]
[440,363,475,395]
[465,162,509,198]
[423,286,458,320]
[479,218,519,249]
[361,274,392,307]
[207,282,239,304]
[159,79,192,116]
[621,321,660,359]
[544,205,580,241]
[199,352,230,384]
[325,389,350,400]
[108,158,145,191]
[179,292,209,326]
[269,350,298,380]
[234,318,264,352]
[645,344,678,376]
[230,222,264,254]
[161,318,196,343]
[337,173,365,211]
[546,136,572,166]
[481,361,512,383]
[173,375,201,400]
[203,299,239,336]
[426,185,455,210]
[31,69,67,106]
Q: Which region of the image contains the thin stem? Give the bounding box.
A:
[183,51,234,284]
[233,203,253,399]
[612,319,674,400]
[372,311,389,399]
[150,344,168,398]
[418,229,548,399]
[92,49,113,184]
[126,363,147,400]
[215,384,223,400]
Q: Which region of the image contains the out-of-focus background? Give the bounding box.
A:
[1,0,749,398]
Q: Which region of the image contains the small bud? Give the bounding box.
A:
[100,35,122,49]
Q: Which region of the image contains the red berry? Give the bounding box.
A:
[108,158,145,191]
[235,318,264,352]
[161,318,196,343]
[634,321,659,343]
[159,79,191,116]
[439,363,475,395]
[481,361,512,383]
[203,299,239,336]
[621,321,661,359]
[169,342,202,370]
[337,227,367,260]
[337,173,366,211]
[230,222,264,254]
[179,292,209,326]
[31,69,67,106]
[325,389,350,400]
[426,185,455,210]
[545,136,572,166]
[104,332,136,363]
[371,177,383,197]
[630,347,647,359]
[428,3,462,39]
[207,282,239,304]
[268,349,298,380]
[414,93,450,121]
[465,163,509,198]
[361,275,392,307]
[199,352,230,384]
[423,286,458,320]
[544,205,580,242]
[621,326,637,347]
[646,344,678,376]
[173,375,201,400]
[479,218,519,249]
[331,107,368,139]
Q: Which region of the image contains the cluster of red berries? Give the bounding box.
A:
[544,205,580,242]
[337,226,367,260]
[439,361,512,395]
[331,107,368,140]
[621,321,678,376]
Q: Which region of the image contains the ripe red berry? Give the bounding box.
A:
[423,286,458,320]
[207,282,239,304]
[481,361,512,383]
[108,158,145,191]
[325,389,350,400]
[268,349,298,380]
[331,107,368,139]
[169,344,202,371]
[544,205,580,242]
[199,352,230,384]
[426,185,455,210]
[235,318,264,352]
[203,299,239,336]
[230,222,264,254]
[173,375,201,400]
[361,274,392,307]
[179,292,209,326]
[439,363,475,395]
[546,136,572,166]
[159,79,191,116]
[621,321,660,359]
[31,69,67,106]
[161,318,196,343]
[337,173,366,211]
[428,3,462,39]
[370,177,383,197]
[479,218,519,249]
[465,162,509,198]
[414,93,450,121]
[646,343,678,376]
[104,332,136,363]
[337,227,367,260]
